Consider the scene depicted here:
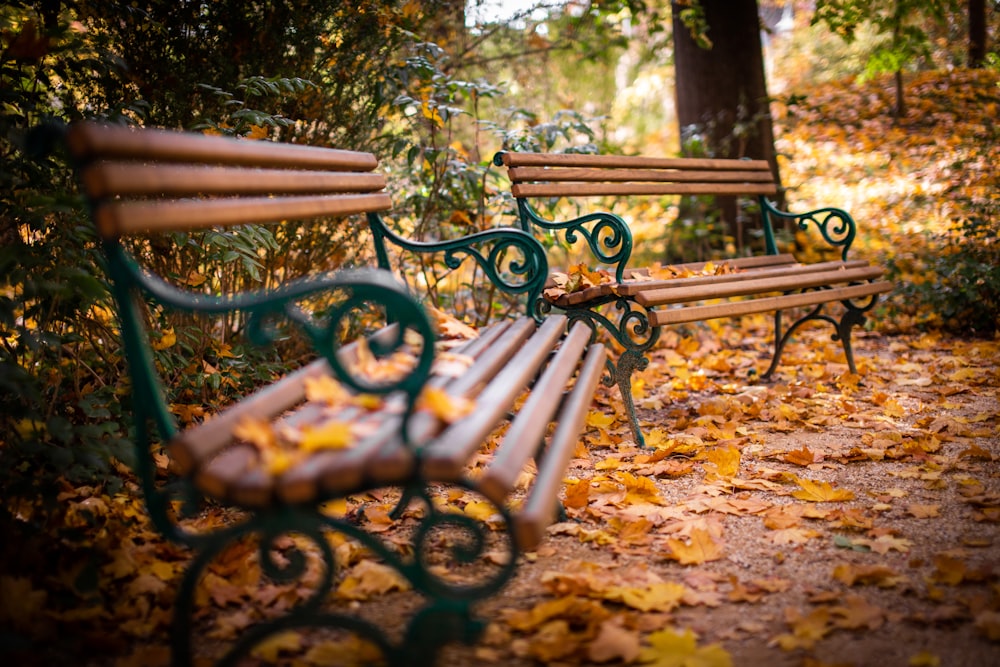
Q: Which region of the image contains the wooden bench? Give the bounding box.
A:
[493,151,893,446]
[65,121,607,667]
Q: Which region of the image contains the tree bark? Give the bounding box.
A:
[969,0,987,68]
[671,0,782,250]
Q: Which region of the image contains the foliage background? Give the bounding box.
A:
[1,0,998,520]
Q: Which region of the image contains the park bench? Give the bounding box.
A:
[65,121,607,666]
[493,151,893,446]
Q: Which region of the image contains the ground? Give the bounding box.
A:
[15,317,994,667]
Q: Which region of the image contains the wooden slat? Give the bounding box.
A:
[498,151,771,172]
[618,260,874,297]
[169,358,331,474]
[83,162,387,197]
[477,322,593,505]
[363,317,546,483]
[635,265,886,307]
[68,121,379,171]
[514,341,607,551]
[195,445,273,508]
[649,281,894,326]
[507,166,775,185]
[95,192,392,237]
[420,317,568,481]
[511,182,779,199]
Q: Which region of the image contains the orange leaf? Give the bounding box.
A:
[791,477,855,502]
[666,528,724,565]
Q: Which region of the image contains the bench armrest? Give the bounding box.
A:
[108,240,435,447]
[760,198,858,261]
[514,199,633,283]
[366,212,549,320]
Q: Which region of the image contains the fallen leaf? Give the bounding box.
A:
[638,627,732,667]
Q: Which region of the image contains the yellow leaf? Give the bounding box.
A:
[251,631,301,662]
[666,528,724,565]
[638,627,732,667]
[151,328,176,350]
[304,375,351,405]
[832,563,903,588]
[418,386,475,423]
[605,582,687,613]
[336,560,411,601]
[701,445,741,479]
[233,417,276,450]
[300,421,353,451]
[615,471,665,505]
[790,477,855,502]
[587,410,615,429]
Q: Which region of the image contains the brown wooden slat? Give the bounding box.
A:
[83,162,387,197]
[169,358,331,474]
[649,281,894,326]
[498,151,771,172]
[511,182,779,198]
[420,316,569,481]
[68,121,379,171]
[514,341,607,551]
[635,265,886,307]
[363,317,550,483]
[195,445,273,508]
[617,259,873,297]
[507,166,775,185]
[477,322,593,505]
[94,192,393,237]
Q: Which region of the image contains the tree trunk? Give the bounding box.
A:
[671,0,782,253]
[969,0,987,67]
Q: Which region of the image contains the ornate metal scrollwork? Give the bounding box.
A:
[166,479,519,667]
[518,200,633,282]
[761,199,858,260]
[556,297,659,447]
[762,287,882,379]
[367,212,549,321]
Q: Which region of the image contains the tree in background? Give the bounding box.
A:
[671,0,782,249]
[812,0,959,119]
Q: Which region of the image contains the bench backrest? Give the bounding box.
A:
[493,151,786,281]
[66,122,436,477]
[68,122,391,238]
[495,152,778,199]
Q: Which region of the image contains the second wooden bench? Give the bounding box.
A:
[493,151,893,446]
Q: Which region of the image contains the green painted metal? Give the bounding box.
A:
[539,294,659,448]
[366,211,549,321]
[760,197,858,260]
[514,199,633,284]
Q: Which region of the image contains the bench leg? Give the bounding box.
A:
[560,299,660,448]
[762,293,879,379]
[167,487,519,667]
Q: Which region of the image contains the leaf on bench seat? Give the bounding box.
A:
[545,263,614,300]
[417,386,475,423]
[428,305,479,340]
[644,260,744,281]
